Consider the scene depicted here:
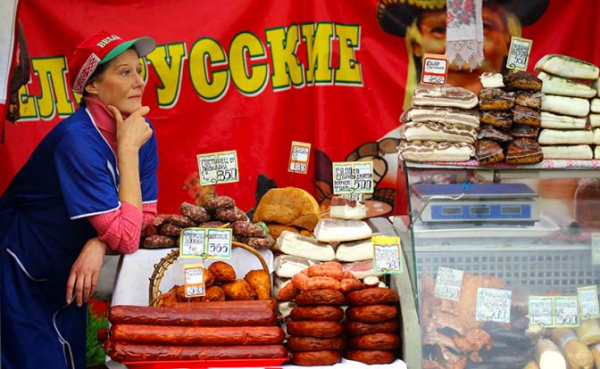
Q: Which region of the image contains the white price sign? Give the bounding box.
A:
[592,233,600,265]
[184,264,206,298]
[180,229,207,258]
[529,296,554,328]
[372,236,403,275]
[420,54,448,85]
[578,286,600,320]
[197,150,239,186]
[434,267,464,301]
[476,288,512,323]
[206,229,232,259]
[288,141,311,174]
[332,161,374,195]
[554,296,580,327]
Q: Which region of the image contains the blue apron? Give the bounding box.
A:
[0,107,157,369]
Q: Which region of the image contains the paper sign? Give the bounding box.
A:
[476,288,512,323]
[372,236,403,275]
[506,37,533,70]
[421,54,448,85]
[592,233,600,265]
[554,296,580,327]
[434,267,464,301]
[206,228,232,259]
[340,193,364,202]
[578,286,600,320]
[288,141,311,174]
[529,296,554,328]
[197,150,239,186]
[332,161,374,195]
[180,228,207,258]
[184,264,206,298]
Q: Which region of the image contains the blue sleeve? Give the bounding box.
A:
[140,120,158,204]
[54,134,120,219]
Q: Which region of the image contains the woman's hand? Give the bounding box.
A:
[66,237,108,307]
[109,105,153,152]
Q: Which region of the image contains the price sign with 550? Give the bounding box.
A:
[197,150,239,186]
[332,161,374,195]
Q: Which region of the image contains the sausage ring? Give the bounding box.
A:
[346,305,398,323]
[348,333,400,350]
[286,336,345,352]
[344,319,399,336]
[345,350,396,365]
[286,321,343,338]
[295,289,345,306]
[345,287,399,306]
[290,306,344,322]
[292,350,342,366]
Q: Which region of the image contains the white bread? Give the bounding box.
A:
[535,54,599,80]
[314,218,372,243]
[335,238,373,262]
[538,72,597,98]
[591,114,600,128]
[538,129,593,145]
[253,187,321,231]
[592,98,600,113]
[541,145,593,160]
[274,231,335,261]
[541,112,587,130]
[541,95,590,117]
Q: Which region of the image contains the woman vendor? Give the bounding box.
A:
[0,31,158,368]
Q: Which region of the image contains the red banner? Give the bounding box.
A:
[1,0,600,213]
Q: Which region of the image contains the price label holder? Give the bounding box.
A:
[476,288,512,323]
[506,37,533,71]
[578,286,600,320]
[206,228,233,259]
[197,150,239,186]
[434,267,464,301]
[554,296,580,328]
[372,236,403,275]
[529,296,554,328]
[183,264,206,298]
[180,228,208,258]
[332,161,374,195]
[592,233,600,265]
[420,54,449,85]
[288,141,311,174]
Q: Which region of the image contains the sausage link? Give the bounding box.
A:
[345,350,396,365]
[346,287,399,306]
[308,262,344,280]
[295,289,345,306]
[180,202,211,223]
[343,319,399,336]
[347,333,400,350]
[143,235,176,249]
[215,207,248,222]
[159,223,182,237]
[205,196,236,212]
[232,221,265,237]
[346,305,398,323]
[290,306,344,322]
[287,337,345,352]
[286,321,343,338]
[292,351,342,366]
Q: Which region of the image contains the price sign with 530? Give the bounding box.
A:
[197,150,239,186]
[332,161,374,195]
[183,264,206,298]
[206,229,232,259]
[289,141,311,174]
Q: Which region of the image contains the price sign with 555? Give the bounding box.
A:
[206,229,232,259]
[332,161,374,195]
[197,150,239,186]
[180,228,232,260]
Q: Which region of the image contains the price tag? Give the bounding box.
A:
[372,236,403,275]
[554,296,580,328]
[206,228,232,259]
[434,267,464,301]
[288,141,311,174]
[529,296,554,328]
[578,286,600,320]
[197,150,239,186]
[180,228,207,258]
[592,233,600,265]
[476,288,512,323]
[421,54,448,85]
[340,193,364,202]
[183,264,206,298]
[506,37,533,70]
[332,161,374,195]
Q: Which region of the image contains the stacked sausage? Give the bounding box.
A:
[344,287,401,365]
[105,303,287,362]
[141,196,275,250]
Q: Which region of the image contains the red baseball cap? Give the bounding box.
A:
[68,31,156,94]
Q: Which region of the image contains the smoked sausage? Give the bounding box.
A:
[287,337,345,352]
[345,287,399,306]
[347,333,400,350]
[295,289,345,306]
[292,350,342,366]
[290,306,344,322]
[307,262,344,280]
[287,321,343,338]
[170,299,277,310]
[343,319,399,336]
[345,350,396,365]
[346,305,398,323]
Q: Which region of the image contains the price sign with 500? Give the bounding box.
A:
[197,150,239,186]
[332,161,374,195]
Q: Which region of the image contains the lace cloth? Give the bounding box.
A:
[446,0,484,70]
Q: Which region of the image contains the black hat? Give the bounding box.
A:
[378,0,550,37]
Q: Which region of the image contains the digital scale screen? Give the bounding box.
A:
[432,204,531,221]
[470,207,490,215]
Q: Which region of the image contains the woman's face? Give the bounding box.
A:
[85,49,145,114]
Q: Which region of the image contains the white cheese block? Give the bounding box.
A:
[314,219,372,243]
[591,114,600,128]
[273,254,313,278]
[592,98,600,113]
[541,112,587,130]
[538,129,594,145]
[479,72,505,88]
[595,146,600,159]
[541,95,590,117]
[330,201,367,220]
[541,145,593,160]
[594,78,600,97]
[535,54,599,80]
[335,238,373,262]
[274,231,335,261]
[595,129,600,144]
[538,72,597,98]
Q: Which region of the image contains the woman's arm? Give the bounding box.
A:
[66,237,108,306]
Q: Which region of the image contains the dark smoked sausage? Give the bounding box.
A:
[345,287,399,306]
[286,336,345,352]
[346,304,398,323]
[290,306,344,322]
[286,321,343,338]
[295,289,345,306]
[345,350,396,365]
[343,319,399,336]
[347,333,400,350]
[291,350,342,366]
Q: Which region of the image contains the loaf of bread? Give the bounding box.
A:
[253,188,320,231]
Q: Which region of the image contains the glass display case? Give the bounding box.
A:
[395,161,600,369]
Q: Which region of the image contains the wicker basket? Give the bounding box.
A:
[148,241,270,307]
